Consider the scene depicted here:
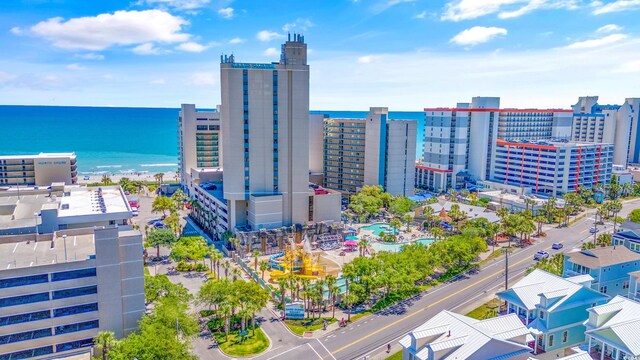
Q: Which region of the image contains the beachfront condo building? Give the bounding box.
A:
[571,96,640,167]
[0,225,144,360]
[178,104,222,196]
[0,153,77,187]
[320,107,417,196]
[220,34,310,231]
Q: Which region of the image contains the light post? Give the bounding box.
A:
[62,235,68,261]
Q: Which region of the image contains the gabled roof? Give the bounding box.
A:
[585,296,640,356]
[399,310,532,360]
[496,269,602,311]
[566,246,640,268]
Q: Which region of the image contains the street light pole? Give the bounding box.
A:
[62,235,68,261]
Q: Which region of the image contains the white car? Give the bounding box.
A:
[131,207,139,217]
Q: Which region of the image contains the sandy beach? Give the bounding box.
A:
[77,171,179,184]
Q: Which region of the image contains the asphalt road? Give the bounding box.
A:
[207,199,640,360]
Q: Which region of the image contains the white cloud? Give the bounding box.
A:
[149,78,166,85]
[263,47,279,56]
[132,43,162,55]
[442,0,578,21]
[592,0,640,14]
[136,0,211,10]
[189,72,217,86]
[256,30,284,42]
[282,18,314,32]
[450,26,507,46]
[371,0,417,14]
[66,63,85,71]
[75,53,105,60]
[218,7,235,19]
[614,60,640,73]
[176,42,208,52]
[10,27,23,35]
[357,55,381,63]
[566,33,628,49]
[597,24,623,33]
[229,37,245,44]
[30,10,190,51]
[414,10,428,19]
[0,71,16,82]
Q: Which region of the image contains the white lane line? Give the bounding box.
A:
[74,236,77,246]
[30,261,33,267]
[307,343,323,360]
[33,242,38,251]
[12,243,19,253]
[316,338,337,360]
[266,344,307,360]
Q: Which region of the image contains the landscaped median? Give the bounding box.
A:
[284,317,336,335]
[213,328,269,357]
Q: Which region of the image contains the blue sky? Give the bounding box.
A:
[0,0,639,109]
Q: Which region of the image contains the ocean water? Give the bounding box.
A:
[0,106,424,174]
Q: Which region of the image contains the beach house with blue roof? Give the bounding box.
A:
[496,269,609,355]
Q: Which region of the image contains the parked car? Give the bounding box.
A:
[534,250,550,261]
[131,207,139,217]
[589,227,599,234]
[153,221,164,228]
[552,242,563,250]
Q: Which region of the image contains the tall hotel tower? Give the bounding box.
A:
[220,34,310,231]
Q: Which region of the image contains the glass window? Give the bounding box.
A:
[55,338,94,352]
[0,328,52,345]
[55,320,99,335]
[0,292,49,308]
[0,310,51,327]
[562,331,568,343]
[548,334,554,347]
[0,346,53,360]
[52,285,97,300]
[54,303,98,317]
[0,274,48,289]
[51,268,96,282]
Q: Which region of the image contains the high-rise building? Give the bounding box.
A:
[571,96,640,167]
[220,34,310,231]
[178,104,222,196]
[0,226,144,360]
[321,107,417,196]
[0,153,77,186]
[420,97,576,192]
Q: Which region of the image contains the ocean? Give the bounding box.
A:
[0,106,424,175]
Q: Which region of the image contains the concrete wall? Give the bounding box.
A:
[385,120,417,196]
[309,114,325,174]
[311,192,341,223]
[248,194,283,230]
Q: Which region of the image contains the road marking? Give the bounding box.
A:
[331,252,538,355]
[266,344,307,360]
[316,339,337,360]
[12,243,19,253]
[307,343,323,359]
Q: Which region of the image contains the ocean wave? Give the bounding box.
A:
[140,163,177,167]
[78,171,109,175]
[95,165,123,168]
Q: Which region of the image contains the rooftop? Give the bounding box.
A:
[0,152,76,160]
[496,139,613,149]
[425,201,500,223]
[0,231,96,270]
[586,296,640,357]
[566,246,640,268]
[200,182,224,202]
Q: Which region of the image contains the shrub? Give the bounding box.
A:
[630,209,640,223]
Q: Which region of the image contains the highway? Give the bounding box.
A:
[213,199,639,360]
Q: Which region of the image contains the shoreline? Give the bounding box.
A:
[77,171,178,184]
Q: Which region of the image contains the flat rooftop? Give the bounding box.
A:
[0,152,76,160]
[58,187,130,217]
[497,139,614,148]
[0,232,95,270]
[200,182,225,202]
[480,190,547,205]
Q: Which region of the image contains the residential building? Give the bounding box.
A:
[612,165,634,185]
[478,190,547,214]
[572,96,640,167]
[563,246,640,297]
[398,310,534,360]
[322,107,416,196]
[0,184,133,236]
[488,140,613,196]
[613,226,640,254]
[189,175,230,240]
[0,225,144,359]
[0,153,77,186]
[309,113,325,175]
[420,97,573,192]
[496,269,609,355]
[178,104,222,196]
[628,270,640,302]
[584,295,640,360]
[220,34,310,231]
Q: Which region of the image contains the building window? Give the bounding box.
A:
[548,334,554,347]
[0,346,53,360]
[0,328,52,345]
[0,274,48,289]
[51,268,96,282]
[54,303,99,317]
[52,285,97,300]
[539,311,544,319]
[56,338,94,352]
[562,331,568,343]
[623,281,629,290]
[55,320,99,335]
[0,292,49,308]
[600,286,607,294]
[0,310,51,327]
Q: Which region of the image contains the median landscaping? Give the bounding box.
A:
[285,317,336,335]
[213,328,269,357]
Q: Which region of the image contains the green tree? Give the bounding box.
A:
[528,253,563,275]
[390,218,403,235]
[629,209,640,223]
[260,260,269,280]
[146,228,177,258]
[144,274,191,304]
[170,236,208,264]
[152,196,174,217]
[403,214,413,231]
[171,188,187,210]
[154,172,164,185]
[252,250,262,272]
[94,331,117,360]
[389,196,414,217]
[162,211,181,236]
[597,233,612,247]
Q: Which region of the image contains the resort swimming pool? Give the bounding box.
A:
[371,238,435,253]
[360,223,399,235]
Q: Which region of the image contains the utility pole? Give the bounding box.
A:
[504,239,510,291]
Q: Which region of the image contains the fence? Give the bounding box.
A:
[236,257,278,299]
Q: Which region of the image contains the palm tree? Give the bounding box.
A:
[431,227,444,241]
[154,172,164,185]
[300,278,311,318]
[422,206,435,229]
[403,214,413,231]
[497,207,510,220]
[252,250,261,273]
[94,331,116,360]
[277,278,288,307]
[344,293,357,322]
[358,238,370,257]
[609,200,623,232]
[325,275,337,319]
[229,237,242,258]
[232,267,241,281]
[223,260,231,279]
[534,215,546,237]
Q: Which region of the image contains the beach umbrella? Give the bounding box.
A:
[344,240,358,247]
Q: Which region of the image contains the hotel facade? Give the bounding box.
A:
[320,107,417,196]
[0,153,78,187]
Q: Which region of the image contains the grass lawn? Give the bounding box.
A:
[386,350,403,360]
[285,317,337,335]
[465,298,500,320]
[213,328,270,357]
